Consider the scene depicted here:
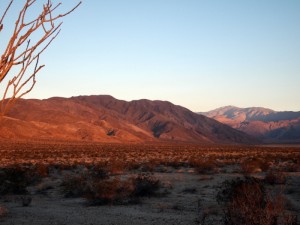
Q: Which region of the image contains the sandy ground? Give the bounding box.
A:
[1,168,300,225]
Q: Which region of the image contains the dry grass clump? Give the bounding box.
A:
[217,177,297,225]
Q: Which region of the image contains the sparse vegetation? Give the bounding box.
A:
[0,141,299,224]
[0,141,299,172]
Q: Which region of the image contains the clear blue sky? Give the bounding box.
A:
[1,0,300,111]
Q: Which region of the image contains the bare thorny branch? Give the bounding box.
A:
[0,0,81,117]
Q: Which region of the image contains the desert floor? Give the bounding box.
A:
[0,141,299,225]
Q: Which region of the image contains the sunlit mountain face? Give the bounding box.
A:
[0,95,257,144]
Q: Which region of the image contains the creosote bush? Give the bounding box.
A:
[132,173,161,197]
[189,158,218,174]
[85,178,135,205]
[0,165,50,195]
[217,177,297,225]
[62,168,163,205]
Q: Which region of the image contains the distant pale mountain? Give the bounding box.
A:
[200,106,300,143]
[0,96,257,144]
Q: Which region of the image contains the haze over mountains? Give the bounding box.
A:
[0,95,256,144]
[201,106,300,143]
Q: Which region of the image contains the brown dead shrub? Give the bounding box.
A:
[217,177,297,225]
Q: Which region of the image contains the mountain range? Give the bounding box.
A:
[0,96,256,144]
[201,106,300,143]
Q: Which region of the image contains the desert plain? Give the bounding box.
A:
[0,140,299,225]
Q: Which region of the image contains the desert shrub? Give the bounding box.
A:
[132,173,161,197]
[62,165,110,198]
[62,172,89,198]
[190,159,217,174]
[240,158,269,174]
[0,167,32,194]
[62,171,163,205]
[265,170,287,185]
[86,178,135,205]
[217,177,296,225]
[86,165,109,180]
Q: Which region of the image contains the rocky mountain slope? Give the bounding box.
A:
[0,96,256,144]
[201,106,300,143]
